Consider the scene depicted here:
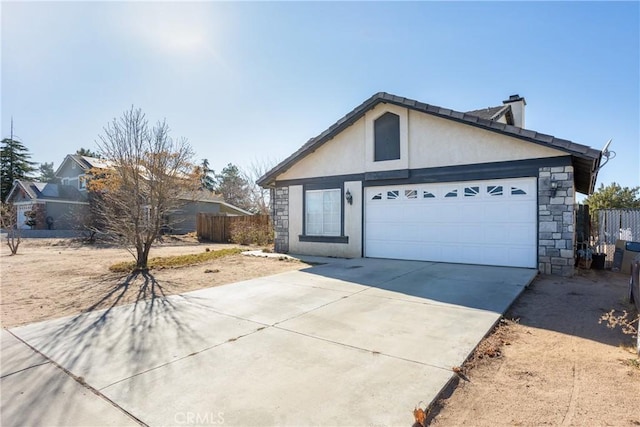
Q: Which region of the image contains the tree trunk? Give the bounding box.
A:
[136,243,151,270]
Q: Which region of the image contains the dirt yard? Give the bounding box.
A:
[2,239,639,424]
[429,269,640,426]
[0,238,309,328]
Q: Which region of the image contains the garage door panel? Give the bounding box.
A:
[508,203,536,221]
[507,247,536,266]
[365,178,537,268]
[507,224,536,243]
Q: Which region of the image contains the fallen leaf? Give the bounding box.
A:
[413,402,427,427]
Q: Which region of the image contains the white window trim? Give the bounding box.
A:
[78,174,87,190]
[304,188,341,237]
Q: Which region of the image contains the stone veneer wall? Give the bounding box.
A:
[538,165,575,276]
[273,186,289,253]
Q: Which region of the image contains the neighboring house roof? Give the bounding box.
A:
[183,190,226,203]
[54,154,112,176]
[180,190,253,216]
[257,92,602,194]
[466,105,510,121]
[217,201,253,216]
[7,180,88,203]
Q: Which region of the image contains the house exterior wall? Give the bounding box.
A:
[538,165,575,276]
[285,183,362,258]
[44,202,89,230]
[12,201,85,230]
[269,103,581,275]
[406,110,561,169]
[56,159,84,191]
[169,201,221,234]
[277,103,565,181]
[10,187,31,203]
[278,119,366,180]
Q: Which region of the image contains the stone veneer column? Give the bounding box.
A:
[273,186,289,253]
[538,166,575,276]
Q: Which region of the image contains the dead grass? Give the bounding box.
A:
[463,317,517,370]
[108,247,245,272]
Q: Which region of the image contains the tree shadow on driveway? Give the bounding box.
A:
[2,270,253,427]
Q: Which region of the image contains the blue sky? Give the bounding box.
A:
[2,1,638,195]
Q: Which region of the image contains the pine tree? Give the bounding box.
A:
[1,138,37,202]
[199,158,216,192]
[76,147,100,158]
[215,163,251,210]
[584,182,640,210]
[37,162,59,184]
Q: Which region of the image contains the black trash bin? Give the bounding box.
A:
[592,253,606,270]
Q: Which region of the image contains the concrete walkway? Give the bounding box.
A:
[1,258,537,426]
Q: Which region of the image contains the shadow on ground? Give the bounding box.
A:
[297,257,536,313]
[2,270,223,426]
[299,259,634,348]
[505,269,635,347]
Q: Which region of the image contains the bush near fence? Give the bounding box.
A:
[196,213,272,244]
[229,220,274,246]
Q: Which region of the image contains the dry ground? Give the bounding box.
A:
[429,269,640,426]
[0,237,309,328]
[2,239,639,425]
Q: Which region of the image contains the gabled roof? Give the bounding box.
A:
[54,154,112,177]
[257,92,602,194]
[466,105,510,122]
[7,180,87,203]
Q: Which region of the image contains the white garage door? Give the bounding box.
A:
[365,177,537,268]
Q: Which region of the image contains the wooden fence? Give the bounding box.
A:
[196,213,270,243]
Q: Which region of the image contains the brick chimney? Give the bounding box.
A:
[503,94,526,128]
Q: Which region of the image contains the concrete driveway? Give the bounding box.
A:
[1,258,536,426]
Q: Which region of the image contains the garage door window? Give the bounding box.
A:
[305,189,341,236]
[464,186,479,197]
[423,191,436,199]
[511,186,527,195]
[487,185,503,196]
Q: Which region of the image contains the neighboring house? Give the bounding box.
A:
[7,153,250,233]
[6,180,89,230]
[169,191,252,234]
[55,154,112,192]
[258,92,603,276]
[5,155,108,230]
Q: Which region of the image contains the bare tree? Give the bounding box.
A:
[0,203,21,255]
[90,107,196,270]
[243,158,278,215]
